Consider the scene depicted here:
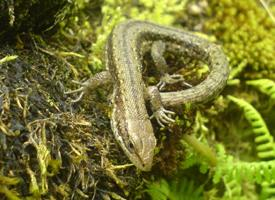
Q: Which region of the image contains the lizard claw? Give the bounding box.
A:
[156,81,166,91]
[181,81,192,88]
[170,74,184,79]
[64,80,87,102]
[150,108,175,127]
[157,73,192,91]
[71,80,85,85]
[71,91,84,103]
[64,86,84,95]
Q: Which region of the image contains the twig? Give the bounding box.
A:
[259,0,275,24]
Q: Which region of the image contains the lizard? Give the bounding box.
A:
[65,20,230,171]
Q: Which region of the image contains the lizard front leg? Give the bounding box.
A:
[65,71,112,102]
[151,40,192,91]
[146,86,175,127]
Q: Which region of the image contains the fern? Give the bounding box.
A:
[260,182,275,200]
[229,60,247,79]
[213,144,234,184]
[246,79,275,100]
[146,178,203,200]
[214,145,275,185]
[214,145,242,198]
[223,178,242,200]
[227,95,275,159]
[225,96,275,198]
[228,160,275,184]
[214,145,275,199]
[146,179,170,200]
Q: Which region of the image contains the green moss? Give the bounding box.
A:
[204,0,275,74]
[89,0,187,69]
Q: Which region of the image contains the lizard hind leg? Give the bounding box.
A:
[151,40,192,91]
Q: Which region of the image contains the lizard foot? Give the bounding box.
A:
[157,73,192,91]
[150,107,175,127]
[64,80,87,103]
[64,71,112,103]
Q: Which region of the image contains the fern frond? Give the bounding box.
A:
[229,60,247,79]
[214,145,275,199]
[213,144,232,184]
[216,159,275,185]
[214,144,275,183]
[146,178,203,200]
[170,179,203,200]
[223,178,242,199]
[228,95,275,198]
[246,79,275,100]
[260,182,275,200]
[146,179,170,200]
[227,95,275,159]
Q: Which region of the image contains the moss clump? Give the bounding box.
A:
[89,0,187,69]
[204,0,275,75]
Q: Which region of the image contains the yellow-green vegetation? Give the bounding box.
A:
[90,0,187,69]
[0,55,18,65]
[205,0,275,78]
[1,0,275,199]
[146,178,203,200]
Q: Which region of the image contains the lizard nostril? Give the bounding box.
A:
[129,143,134,149]
[128,141,135,152]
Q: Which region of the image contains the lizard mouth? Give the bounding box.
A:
[134,152,153,171]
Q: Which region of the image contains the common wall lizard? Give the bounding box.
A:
[65,20,229,171]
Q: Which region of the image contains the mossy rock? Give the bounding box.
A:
[0,44,146,199]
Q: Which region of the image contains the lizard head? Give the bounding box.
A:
[112,118,156,171]
[125,119,156,171]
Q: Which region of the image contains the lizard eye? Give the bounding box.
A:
[127,141,135,152]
